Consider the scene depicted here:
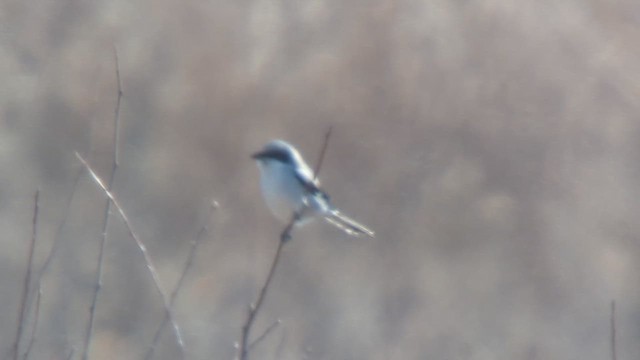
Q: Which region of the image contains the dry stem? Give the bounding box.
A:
[143,200,217,360]
[75,152,185,351]
[13,190,39,360]
[81,45,124,360]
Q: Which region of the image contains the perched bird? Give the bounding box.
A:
[252,140,374,238]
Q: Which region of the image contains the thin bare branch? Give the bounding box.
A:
[75,152,184,351]
[13,190,40,360]
[37,167,83,276]
[112,44,122,167]
[81,46,124,360]
[248,319,281,351]
[279,213,297,244]
[237,224,286,360]
[23,285,42,360]
[170,200,217,309]
[312,126,333,180]
[144,200,218,360]
[273,329,286,360]
[237,212,300,360]
[611,300,617,360]
[25,167,82,360]
[81,182,113,360]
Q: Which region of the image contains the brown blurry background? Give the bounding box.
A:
[0,0,639,359]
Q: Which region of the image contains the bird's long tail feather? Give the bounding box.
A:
[324,210,375,237]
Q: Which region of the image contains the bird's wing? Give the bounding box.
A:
[294,167,323,195]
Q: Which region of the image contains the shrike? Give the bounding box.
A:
[252,140,374,238]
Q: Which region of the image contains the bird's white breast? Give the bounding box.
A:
[257,160,307,222]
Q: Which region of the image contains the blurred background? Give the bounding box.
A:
[0,0,639,359]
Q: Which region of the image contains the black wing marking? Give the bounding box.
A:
[294,169,330,201]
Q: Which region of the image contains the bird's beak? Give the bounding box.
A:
[251,150,264,160]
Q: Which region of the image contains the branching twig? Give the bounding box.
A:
[13,190,39,360]
[81,46,123,360]
[143,200,218,360]
[238,127,333,360]
[237,220,288,360]
[611,300,617,360]
[248,319,281,351]
[23,161,82,360]
[75,152,184,351]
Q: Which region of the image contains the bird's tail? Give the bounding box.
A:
[324,210,375,237]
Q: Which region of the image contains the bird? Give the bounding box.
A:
[252,139,374,239]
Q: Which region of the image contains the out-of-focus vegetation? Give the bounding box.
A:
[0,0,639,359]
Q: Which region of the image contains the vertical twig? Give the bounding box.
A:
[13,190,40,360]
[75,152,184,352]
[313,126,333,180]
[610,300,617,360]
[143,200,218,360]
[24,162,83,360]
[112,44,122,167]
[23,285,42,360]
[81,45,123,360]
[238,127,333,360]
